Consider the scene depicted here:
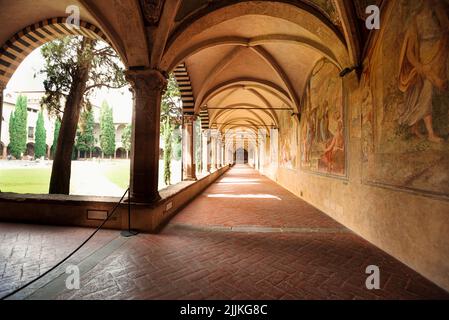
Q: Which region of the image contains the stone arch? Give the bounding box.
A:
[173,63,196,115]
[162,1,349,72]
[0,17,114,86]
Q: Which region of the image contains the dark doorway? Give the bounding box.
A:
[235,148,248,164]
[25,142,35,157]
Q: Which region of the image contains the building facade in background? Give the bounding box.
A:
[0,90,130,159]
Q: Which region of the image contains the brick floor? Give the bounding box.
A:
[1,165,448,299]
[0,223,117,297]
[171,165,342,229]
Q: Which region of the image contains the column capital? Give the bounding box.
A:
[125,68,167,93]
[183,114,196,125]
[202,129,210,137]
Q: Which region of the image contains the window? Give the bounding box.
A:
[28,126,34,139]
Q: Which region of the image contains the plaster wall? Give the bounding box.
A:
[262,73,449,292]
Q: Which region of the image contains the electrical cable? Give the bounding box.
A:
[0,187,130,300]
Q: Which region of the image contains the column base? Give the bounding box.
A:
[183,176,197,181]
[129,192,161,204]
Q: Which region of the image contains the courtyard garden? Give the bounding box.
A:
[0,159,181,196]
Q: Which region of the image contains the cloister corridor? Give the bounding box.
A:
[1,165,447,300]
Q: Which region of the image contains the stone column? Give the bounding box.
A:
[210,130,217,170]
[2,144,6,158]
[218,139,223,167]
[126,69,167,202]
[202,130,210,173]
[216,137,220,169]
[182,114,197,181]
[0,82,5,143]
[218,133,224,167]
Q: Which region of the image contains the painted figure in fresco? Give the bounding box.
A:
[320,106,330,143]
[398,0,449,142]
[307,111,316,163]
[321,119,344,173]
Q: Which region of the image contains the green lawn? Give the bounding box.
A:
[0,168,51,194]
[104,164,130,189]
[0,164,130,194]
[0,160,180,194]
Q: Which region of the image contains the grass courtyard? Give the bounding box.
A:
[0,159,181,196]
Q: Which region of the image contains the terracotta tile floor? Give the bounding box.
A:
[1,165,448,299]
[171,165,343,229]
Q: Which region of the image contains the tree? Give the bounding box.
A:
[39,36,126,194]
[8,95,27,159]
[100,101,115,158]
[51,119,61,158]
[160,74,182,185]
[8,112,15,156]
[121,124,132,156]
[35,111,47,158]
[76,107,95,158]
[162,118,173,185]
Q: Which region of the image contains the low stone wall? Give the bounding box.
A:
[0,165,229,233]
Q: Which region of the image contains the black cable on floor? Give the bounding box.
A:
[0,187,130,300]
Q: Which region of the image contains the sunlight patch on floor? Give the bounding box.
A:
[205,193,282,200]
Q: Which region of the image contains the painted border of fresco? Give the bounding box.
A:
[299,58,349,181]
[359,0,449,202]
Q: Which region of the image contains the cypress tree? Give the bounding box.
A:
[100,101,115,158]
[35,111,47,158]
[8,112,15,157]
[121,124,132,154]
[9,95,27,159]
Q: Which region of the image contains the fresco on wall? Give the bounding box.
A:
[300,59,346,176]
[361,0,449,197]
[305,0,340,26]
[279,113,298,170]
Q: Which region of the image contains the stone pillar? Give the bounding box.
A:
[126,69,167,202]
[216,137,220,169]
[2,145,6,158]
[219,140,223,168]
[218,133,224,167]
[202,130,210,173]
[211,130,217,170]
[182,114,197,181]
[255,145,259,170]
[0,82,5,143]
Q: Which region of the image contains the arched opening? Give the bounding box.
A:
[115,147,127,159]
[0,17,131,196]
[235,148,248,164]
[25,142,35,158]
[0,0,447,300]
[92,147,102,158]
[0,142,5,159]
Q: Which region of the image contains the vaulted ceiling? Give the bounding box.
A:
[0,0,373,135]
